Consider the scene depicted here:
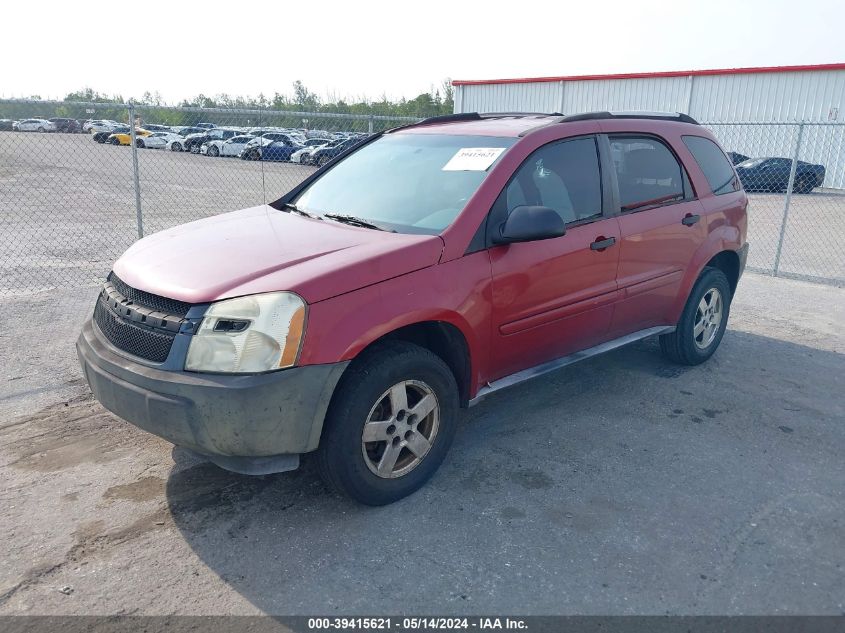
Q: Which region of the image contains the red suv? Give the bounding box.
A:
[78,111,748,505]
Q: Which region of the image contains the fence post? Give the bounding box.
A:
[127,103,144,239]
[368,115,374,134]
[772,122,804,276]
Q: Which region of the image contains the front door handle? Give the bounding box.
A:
[682,214,701,226]
[590,236,616,251]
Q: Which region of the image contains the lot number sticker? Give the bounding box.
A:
[442,147,506,171]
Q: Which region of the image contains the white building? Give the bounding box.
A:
[453,63,845,188]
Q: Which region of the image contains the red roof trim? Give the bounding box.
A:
[452,63,845,86]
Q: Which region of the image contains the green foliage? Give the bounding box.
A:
[0,80,456,132]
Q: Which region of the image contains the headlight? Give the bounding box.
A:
[185,292,306,374]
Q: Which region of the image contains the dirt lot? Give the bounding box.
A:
[1,273,843,615]
[1,131,844,295]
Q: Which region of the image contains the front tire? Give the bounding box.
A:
[208,144,219,157]
[660,267,731,365]
[171,142,182,152]
[317,341,459,505]
[136,138,145,148]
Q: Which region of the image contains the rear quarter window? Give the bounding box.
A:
[682,135,740,195]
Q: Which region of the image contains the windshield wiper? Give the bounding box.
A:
[282,202,321,219]
[323,213,393,232]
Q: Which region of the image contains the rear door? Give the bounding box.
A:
[487,135,621,380]
[606,134,706,336]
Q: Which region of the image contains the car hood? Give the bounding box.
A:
[113,205,444,305]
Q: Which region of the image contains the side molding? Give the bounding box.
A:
[469,326,675,406]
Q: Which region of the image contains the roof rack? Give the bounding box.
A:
[417,112,563,125]
[417,112,482,125]
[560,111,699,124]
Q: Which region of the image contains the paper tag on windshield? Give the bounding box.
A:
[442,147,505,171]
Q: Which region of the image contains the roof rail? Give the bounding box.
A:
[417,112,563,126]
[418,112,482,125]
[561,111,700,125]
[479,112,563,118]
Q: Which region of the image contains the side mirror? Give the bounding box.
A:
[494,205,566,244]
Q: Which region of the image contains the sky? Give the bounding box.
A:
[2,0,843,104]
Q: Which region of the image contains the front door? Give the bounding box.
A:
[488,136,621,381]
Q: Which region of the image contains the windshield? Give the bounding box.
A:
[293,133,515,234]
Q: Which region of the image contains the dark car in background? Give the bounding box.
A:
[48,118,82,133]
[735,157,826,193]
[92,125,130,143]
[726,151,749,165]
[250,139,305,162]
[308,137,363,167]
[0,119,14,131]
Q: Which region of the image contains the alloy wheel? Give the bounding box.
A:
[361,380,440,479]
[693,288,722,349]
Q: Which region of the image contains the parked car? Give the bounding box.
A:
[726,151,749,165]
[17,118,56,132]
[184,128,241,153]
[48,117,82,133]
[107,128,152,146]
[290,138,337,165]
[243,132,300,151]
[239,137,303,162]
[735,157,826,193]
[87,120,123,134]
[172,126,206,137]
[92,125,129,143]
[136,131,185,149]
[195,122,216,129]
[77,111,748,505]
[141,123,170,132]
[0,119,14,131]
[308,137,362,167]
[201,135,254,157]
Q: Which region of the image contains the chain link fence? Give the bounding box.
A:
[704,122,845,285]
[1,100,843,296]
[0,99,418,295]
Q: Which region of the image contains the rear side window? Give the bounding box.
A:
[504,137,603,225]
[683,135,739,195]
[609,136,689,212]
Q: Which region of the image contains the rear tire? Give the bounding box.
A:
[659,267,731,366]
[317,341,459,505]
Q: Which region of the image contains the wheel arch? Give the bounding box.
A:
[670,226,742,321]
[342,320,473,408]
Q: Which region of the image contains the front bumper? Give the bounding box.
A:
[738,242,749,278]
[77,319,349,474]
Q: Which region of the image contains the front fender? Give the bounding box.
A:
[298,252,493,396]
[668,224,742,322]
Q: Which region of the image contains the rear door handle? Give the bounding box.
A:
[682,214,701,226]
[590,237,616,251]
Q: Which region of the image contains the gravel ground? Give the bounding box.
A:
[0,272,843,615]
[0,131,844,294]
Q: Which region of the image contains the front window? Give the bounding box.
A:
[293,133,515,234]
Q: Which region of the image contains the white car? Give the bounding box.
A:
[87,120,123,134]
[17,119,56,132]
[201,135,255,157]
[137,132,185,149]
[290,138,332,164]
[243,132,301,150]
